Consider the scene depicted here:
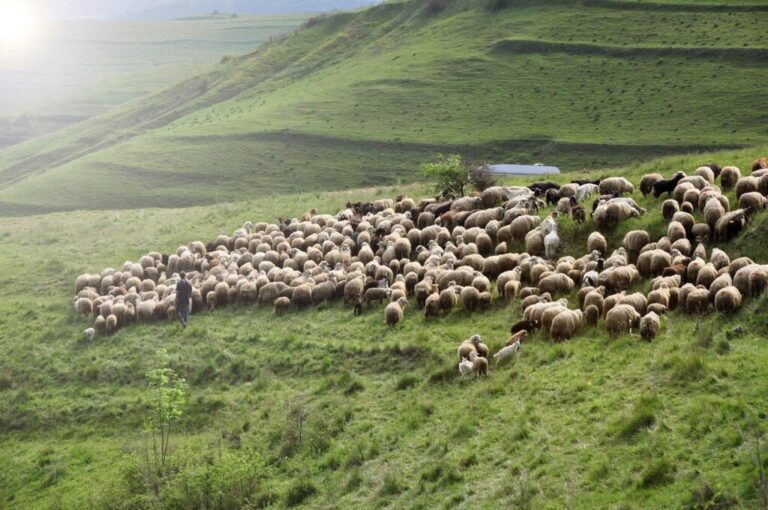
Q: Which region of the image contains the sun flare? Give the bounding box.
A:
[0,1,41,50]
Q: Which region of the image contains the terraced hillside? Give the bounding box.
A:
[0,0,766,214]
[2,145,768,508]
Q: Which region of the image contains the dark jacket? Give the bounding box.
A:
[176,279,192,304]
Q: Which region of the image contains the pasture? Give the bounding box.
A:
[3,145,768,508]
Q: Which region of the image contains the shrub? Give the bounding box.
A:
[684,483,738,509]
[425,0,449,15]
[468,163,497,192]
[420,154,469,198]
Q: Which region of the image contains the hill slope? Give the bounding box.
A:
[2,145,768,508]
[1,0,767,214]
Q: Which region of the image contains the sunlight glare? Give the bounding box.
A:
[0,1,42,51]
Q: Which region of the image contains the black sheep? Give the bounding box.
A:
[510,319,540,335]
[652,171,686,198]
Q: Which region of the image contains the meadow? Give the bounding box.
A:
[0,0,766,214]
[3,145,768,508]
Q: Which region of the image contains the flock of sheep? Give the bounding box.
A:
[74,157,768,378]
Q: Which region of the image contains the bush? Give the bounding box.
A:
[468,163,497,192]
[425,0,449,15]
[420,154,469,198]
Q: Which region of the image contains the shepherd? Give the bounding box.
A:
[176,271,192,328]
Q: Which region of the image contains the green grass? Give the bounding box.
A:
[0,0,766,214]
[0,14,309,148]
[3,146,768,508]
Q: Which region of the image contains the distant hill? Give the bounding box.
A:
[43,0,380,20]
[0,0,767,214]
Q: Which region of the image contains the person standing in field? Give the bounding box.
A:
[175,271,192,328]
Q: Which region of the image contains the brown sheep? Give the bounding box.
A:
[424,292,442,320]
[623,230,651,261]
[460,286,480,312]
[457,338,479,361]
[647,303,668,316]
[639,312,660,341]
[662,199,679,221]
[714,286,742,314]
[538,273,575,296]
[752,157,768,172]
[439,285,460,315]
[469,351,488,377]
[506,330,529,346]
[735,176,759,198]
[585,304,600,327]
[605,304,640,338]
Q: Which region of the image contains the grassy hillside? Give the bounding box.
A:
[3,145,768,508]
[0,0,766,215]
[0,14,308,148]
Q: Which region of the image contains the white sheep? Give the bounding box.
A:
[493,341,522,366]
[458,357,474,377]
[577,183,599,201]
[544,223,560,260]
[83,327,96,342]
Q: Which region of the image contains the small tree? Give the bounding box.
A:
[420,154,469,198]
[145,349,187,475]
[468,162,497,192]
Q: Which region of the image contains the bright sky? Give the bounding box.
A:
[0,0,46,58]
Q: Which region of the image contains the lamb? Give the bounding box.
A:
[384,297,408,327]
[652,171,686,198]
[458,357,474,377]
[468,351,488,377]
[274,296,290,316]
[599,177,635,196]
[640,173,663,196]
[83,327,96,342]
[585,304,600,327]
[605,304,640,338]
[494,339,524,366]
[550,309,583,342]
[587,231,607,255]
[639,312,660,341]
[714,286,742,314]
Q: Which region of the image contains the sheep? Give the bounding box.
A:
[106,314,118,336]
[460,286,480,312]
[550,309,583,341]
[686,287,711,315]
[424,292,442,320]
[538,273,574,296]
[668,222,686,243]
[623,230,650,261]
[364,287,392,307]
[544,223,560,260]
[752,158,768,172]
[458,357,474,377]
[74,297,93,317]
[652,171,686,198]
[270,296,288,316]
[494,338,524,366]
[439,285,460,315]
[599,177,634,196]
[605,304,640,338]
[83,328,96,342]
[708,273,733,302]
[585,304,600,327]
[640,173,663,196]
[510,319,540,335]
[714,286,742,314]
[577,183,599,201]
[694,166,715,184]
[647,303,668,316]
[458,337,479,361]
[583,288,605,315]
[639,312,660,341]
[468,351,488,377]
[384,297,408,327]
[739,192,767,212]
[735,176,759,198]
[703,197,725,229]
[720,166,741,190]
[94,315,107,335]
[714,209,749,242]
[662,199,679,220]
[587,231,607,255]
